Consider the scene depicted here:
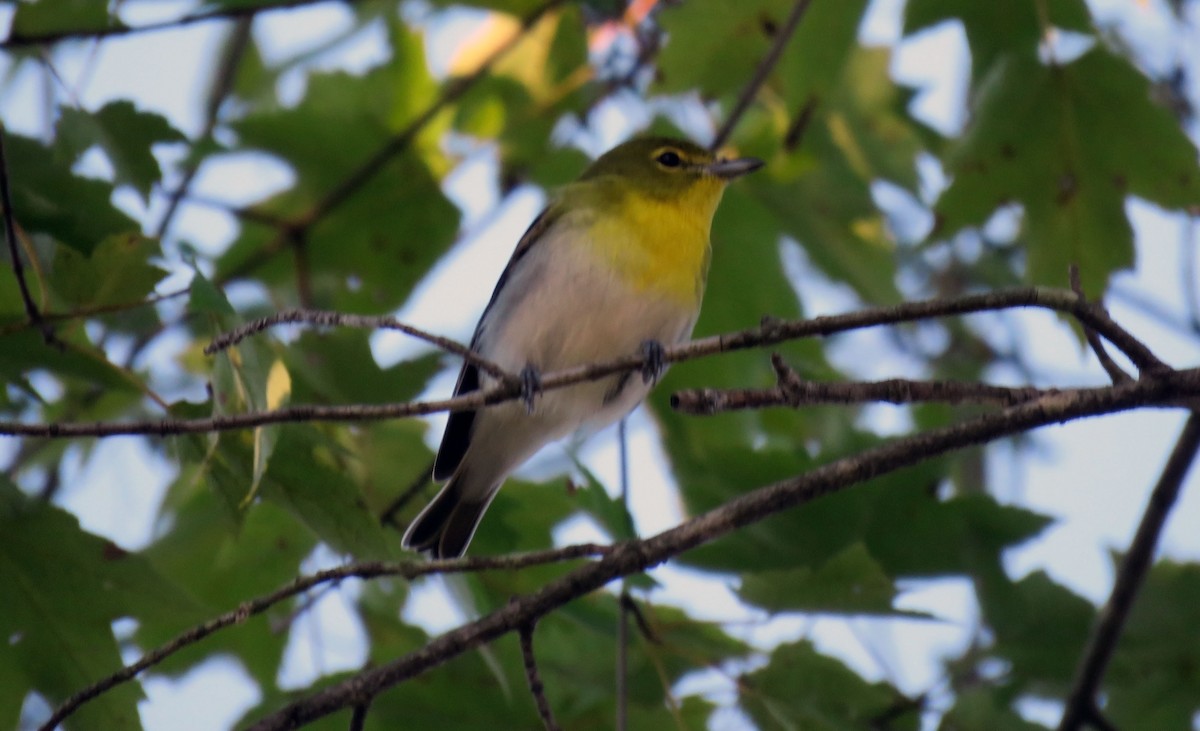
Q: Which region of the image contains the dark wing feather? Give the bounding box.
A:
[432,206,560,481]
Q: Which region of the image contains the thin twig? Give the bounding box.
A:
[0,287,1179,439]
[0,0,364,48]
[204,308,510,380]
[783,95,820,151]
[1183,214,1200,332]
[36,543,610,731]
[1057,412,1200,731]
[711,0,815,149]
[348,701,370,731]
[246,371,1200,730]
[519,623,562,731]
[616,419,631,731]
[379,458,435,529]
[0,286,190,337]
[620,593,659,645]
[1110,283,1200,338]
[616,587,629,731]
[0,123,51,341]
[1070,265,1132,384]
[154,18,252,240]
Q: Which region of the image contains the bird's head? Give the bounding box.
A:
[579,137,763,205]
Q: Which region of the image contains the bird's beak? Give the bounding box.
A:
[704,156,764,180]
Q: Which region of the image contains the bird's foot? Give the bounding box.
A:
[519,364,542,413]
[639,339,666,384]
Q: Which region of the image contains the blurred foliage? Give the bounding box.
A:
[2,0,1200,729]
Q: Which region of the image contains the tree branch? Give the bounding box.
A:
[1057,412,1200,731]
[672,353,1051,414]
[711,0,814,149]
[0,0,364,48]
[0,287,1177,439]
[204,308,511,381]
[1070,265,1132,384]
[379,458,435,528]
[247,374,1199,730]
[520,623,562,731]
[37,543,610,731]
[0,122,52,342]
[348,702,369,731]
[0,287,191,337]
[154,18,252,241]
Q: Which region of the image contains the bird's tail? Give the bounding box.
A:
[401,469,498,559]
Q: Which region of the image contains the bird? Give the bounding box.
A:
[402,136,763,558]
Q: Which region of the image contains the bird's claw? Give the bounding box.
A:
[519,364,542,413]
[639,339,666,384]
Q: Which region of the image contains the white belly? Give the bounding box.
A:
[469,229,697,466]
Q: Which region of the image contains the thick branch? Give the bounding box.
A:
[1057,412,1200,731]
[248,374,1198,730]
[37,543,610,731]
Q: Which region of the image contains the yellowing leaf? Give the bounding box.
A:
[266,359,291,410]
[448,13,523,77]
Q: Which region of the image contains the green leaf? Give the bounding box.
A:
[186,271,236,318]
[656,0,780,97]
[673,416,1050,579]
[979,570,1094,692]
[776,0,871,108]
[932,49,1200,293]
[10,0,118,39]
[1106,560,1200,730]
[282,330,441,405]
[49,233,168,308]
[823,46,927,194]
[216,24,459,312]
[3,134,138,254]
[568,465,637,542]
[738,542,912,615]
[476,476,575,551]
[903,0,1093,80]
[246,589,741,729]
[352,420,435,517]
[740,640,919,730]
[0,329,142,394]
[485,7,586,103]
[139,484,316,686]
[187,272,279,504]
[0,641,27,731]
[0,478,199,731]
[55,101,186,202]
[940,688,1050,730]
[260,427,398,560]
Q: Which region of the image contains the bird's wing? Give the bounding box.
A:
[432,204,563,481]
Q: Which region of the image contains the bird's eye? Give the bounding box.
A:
[655,150,683,168]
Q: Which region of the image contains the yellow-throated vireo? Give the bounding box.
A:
[403,136,763,558]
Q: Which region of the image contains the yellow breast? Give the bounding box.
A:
[576,176,725,308]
